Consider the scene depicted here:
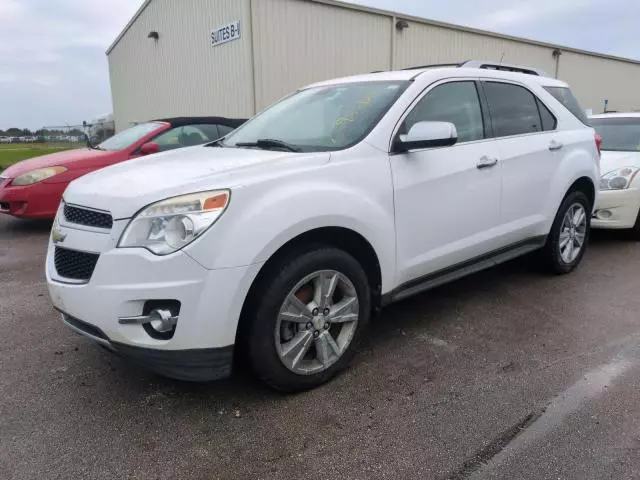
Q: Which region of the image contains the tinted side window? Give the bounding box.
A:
[194,124,221,140]
[544,86,589,125]
[537,99,557,131]
[484,82,542,137]
[217,125,234,137]
[404,81,484,143]
[152,127,183,151]
[152,124,223,151]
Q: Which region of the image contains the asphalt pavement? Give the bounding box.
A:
[2,214,640,480]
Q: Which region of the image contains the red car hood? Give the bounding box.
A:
[0,148,120,178]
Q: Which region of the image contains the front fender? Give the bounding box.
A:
[184,178,396,293]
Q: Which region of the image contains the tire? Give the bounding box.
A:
[244,247,371,392]
[541,190,591,274]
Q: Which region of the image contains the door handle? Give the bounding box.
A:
[477,156,498,169]
[548,140,564,151]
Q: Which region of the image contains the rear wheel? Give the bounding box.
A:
[541,190,590,274]
[245,247,370,392]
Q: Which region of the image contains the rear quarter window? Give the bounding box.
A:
[544,87,589,125]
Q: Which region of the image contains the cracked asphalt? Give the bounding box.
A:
[3,214,640,479]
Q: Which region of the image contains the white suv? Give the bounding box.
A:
[46,61,599,391]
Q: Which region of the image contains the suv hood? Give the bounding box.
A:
[600,151,640,173]
[64,145,329,219]
[1,148,113,178]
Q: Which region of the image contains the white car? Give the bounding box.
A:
[46,61,599,391]
[590,113,640,235]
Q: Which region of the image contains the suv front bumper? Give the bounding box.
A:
[46,222,262,382]
[60,312,234,381]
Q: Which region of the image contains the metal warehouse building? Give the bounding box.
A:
[107,0,640,131]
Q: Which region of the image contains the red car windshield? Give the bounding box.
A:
[97,122,163,151]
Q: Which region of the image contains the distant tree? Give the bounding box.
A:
[5,128,23,136]
[68,128,84,136]
[22,128,32,136]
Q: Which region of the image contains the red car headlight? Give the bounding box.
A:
[12,166,67,186]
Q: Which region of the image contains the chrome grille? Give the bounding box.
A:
[54,247,100,281]
[63,204,113,229]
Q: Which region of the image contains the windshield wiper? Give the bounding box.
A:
[205,139,225,147]
[235,138,302,152]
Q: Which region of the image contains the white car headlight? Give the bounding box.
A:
[118,190,230,255]
[12,166,67,186]
[600,167,640,191]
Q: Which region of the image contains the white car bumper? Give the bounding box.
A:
[45,219,261,381]
[592,188,640,229]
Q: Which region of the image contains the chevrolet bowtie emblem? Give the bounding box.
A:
[51,227,67,244]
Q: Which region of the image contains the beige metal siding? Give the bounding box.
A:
[108,0,640,128]
[251,0,392,110]
[558,52,640,114]
[393,21,556,74]
[108,0,253,131]
[391,21,640,114]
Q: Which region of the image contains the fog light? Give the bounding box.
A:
[148,309,177,332]
[597,209,613,219]
[118,301,180,340]
[118,307,178,340]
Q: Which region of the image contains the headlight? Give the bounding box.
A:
[12,166,67,186]
[599,167,640,191]
[118,190,230,255]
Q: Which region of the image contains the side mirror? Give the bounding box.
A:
[394,121,458,152]
[140,142,159,155]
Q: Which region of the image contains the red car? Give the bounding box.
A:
[0,116,245,220]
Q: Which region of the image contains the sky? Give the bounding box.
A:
[1,0,638,130]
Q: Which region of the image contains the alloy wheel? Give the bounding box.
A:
[559,202,587,264]
[275,270,359,375]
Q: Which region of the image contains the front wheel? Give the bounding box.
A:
[541,190,590,274]
[245,247,371,392]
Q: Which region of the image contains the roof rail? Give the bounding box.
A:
[460,60,546,76]
[401,62,464,71]
[382,60,546,76]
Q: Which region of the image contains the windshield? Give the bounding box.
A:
[222,81,408,152]
[590,117,640,152]
[97,122,162,151]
